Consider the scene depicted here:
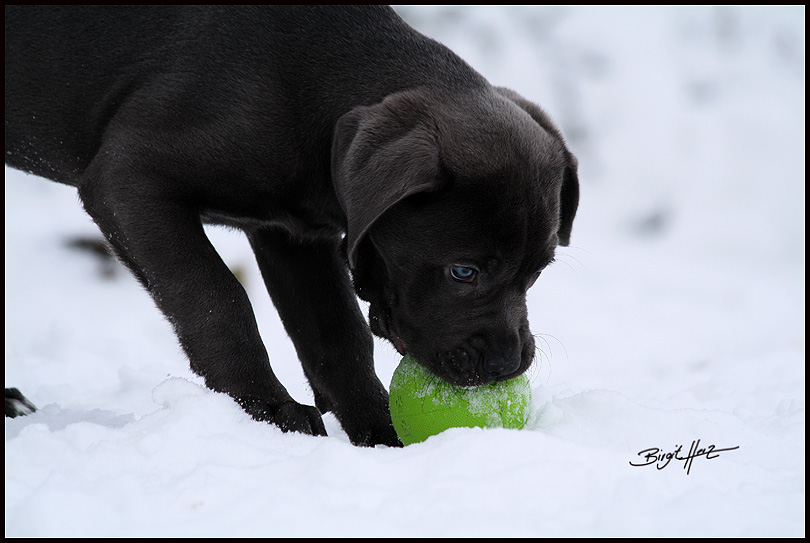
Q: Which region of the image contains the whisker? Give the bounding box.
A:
[551,244,590,273]
[553,252,587,274]
[530,331,569,386]
[537,332,569,361]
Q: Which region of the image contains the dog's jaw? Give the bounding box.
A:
[425,331,536,387]
[366,297,408,356]
[378,305,536,387]
[392,336,408,356]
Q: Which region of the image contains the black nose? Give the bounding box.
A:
[482,351,521,379]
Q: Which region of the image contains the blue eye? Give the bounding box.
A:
[449,265,477,283]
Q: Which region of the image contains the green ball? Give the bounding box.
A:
[388,354,532,445]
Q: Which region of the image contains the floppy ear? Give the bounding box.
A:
[556,150,579,246]
[332,91,442,268]
[495,87,580,246]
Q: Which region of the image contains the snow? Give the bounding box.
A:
[5,5,805,537]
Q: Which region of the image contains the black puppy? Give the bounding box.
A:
[5,6,578,446]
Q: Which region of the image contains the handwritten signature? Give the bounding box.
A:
[629,439,739,475]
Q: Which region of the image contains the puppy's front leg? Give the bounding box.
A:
[247,228,401,447]
[77,167,325,437]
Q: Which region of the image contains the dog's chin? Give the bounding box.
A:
[368,303,408,356]
[392,337,408,356]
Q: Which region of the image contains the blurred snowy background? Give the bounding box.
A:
[5,6,804,537]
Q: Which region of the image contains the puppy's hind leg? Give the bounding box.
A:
[5,388,37,418]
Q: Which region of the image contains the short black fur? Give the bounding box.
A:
[5,6,578,447]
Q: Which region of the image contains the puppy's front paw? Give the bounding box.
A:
[237,397,327,437]
[340,403,402,448]
[5,387,37,418]
[317,387,402,447]
[347,421,402,448]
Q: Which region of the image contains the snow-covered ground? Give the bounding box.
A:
[5,6,804,537]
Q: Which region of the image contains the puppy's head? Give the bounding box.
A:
[332,87,578,387]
